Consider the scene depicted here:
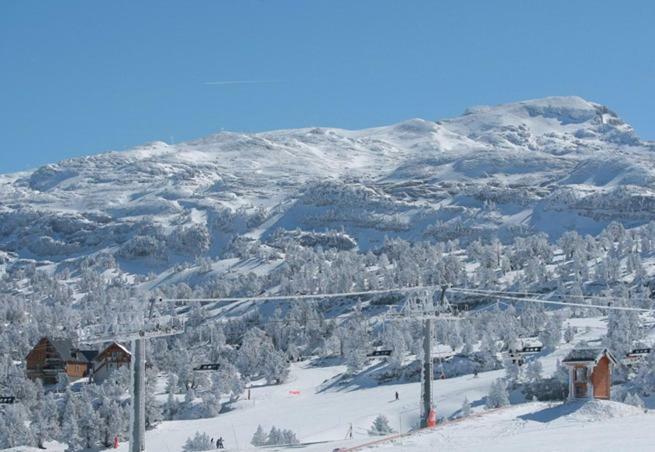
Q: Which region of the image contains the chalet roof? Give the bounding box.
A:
[50,338,75,361]
[78,350,99,362]
[112,342,132,356]
[48,338,97,363]
[562,347,618,365]
[521,338,543,348]
[95,342,132,362]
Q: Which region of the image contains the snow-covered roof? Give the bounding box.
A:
[112,341,132,356]
[93,341,132,363]
[521,338,543,348]
[43,337,97,363]
[562,348,618,365]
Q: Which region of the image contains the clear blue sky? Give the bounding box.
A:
[1,1,654,173]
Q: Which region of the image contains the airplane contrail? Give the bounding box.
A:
[203,80,280,86]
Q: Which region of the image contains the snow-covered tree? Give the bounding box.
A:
[99,399,126,447]
[525,360,543,383]
[486,379,510,409]
[145,369,163,429]
[624,392,645,409]
[237,327,290,383]
[182,431,214,451]
[0,404,34,449]
[280,429,300,445]
[339,314,369,373]
[251,424,267,446]
[564,325,576,343]
[210,361,244,402]
[78,390,101,449]
[605,289,641,357]
[165,388,179,420]
[504,358,520,383]
[461,397,471,417]
[60,390,84,452]
[31,393,60,448]
[369,414,394,436]
[267,426,282,446]
[539,316,562,351]
[262,349,290,384]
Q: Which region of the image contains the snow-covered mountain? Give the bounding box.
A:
[1,96,654,271]
[5,96,655,452]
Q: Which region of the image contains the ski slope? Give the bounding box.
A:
[359,400,654,452]
[117,363,503,452]
[8,317,653,452]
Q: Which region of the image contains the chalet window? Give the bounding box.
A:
[575,367,587,382]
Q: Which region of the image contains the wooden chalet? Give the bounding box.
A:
[92,342,131,384]
[26,337,98,385]
[623,347,652,367]
[507,339,543,366]
[562,347,618,400]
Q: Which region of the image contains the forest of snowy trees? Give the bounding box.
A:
[2,219,655,449]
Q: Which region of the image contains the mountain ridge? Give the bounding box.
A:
[1,95,654,274]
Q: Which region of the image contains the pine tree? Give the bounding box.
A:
[605,288,641,357]
[564,325,576,343]
[267,426,282,445]
[146,369,163,429]
[165,373,179,393]
[526,360,543,383]
[262,349,290,384]
[165,387,179,420]
[339,316,369,373]
[461,397,471,417]
[369,414,394,435]
[200,392,222,417]
[211,361,244,402]
[61,391,84,452]
[100,399,125,447]
[625,392,645,409]
[32,394,59,448]
[0,404,34,449]
[280,429,300,445]
[539,316,562,351]
[486,379,510,409]
[78,391,101,449]
[182,431,214,451]
[504,358,520,383]
[251,424,267,446]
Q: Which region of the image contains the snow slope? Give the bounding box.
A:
[361,400,652,452]
[111,363,503,452]
[11,313,650,452]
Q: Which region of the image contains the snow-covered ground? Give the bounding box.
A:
[120,363,503,452]
[117,316,653,452]
[12,316,653,452]
[360,400,653,452]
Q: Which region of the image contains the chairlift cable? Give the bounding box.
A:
[449,287,652,313]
